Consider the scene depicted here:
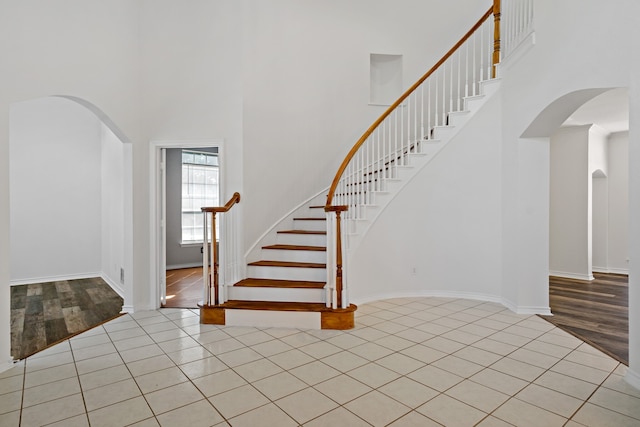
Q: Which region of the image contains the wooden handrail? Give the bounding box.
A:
[201,192,241,214]
[201,192,241,306]
[325,6,494,208]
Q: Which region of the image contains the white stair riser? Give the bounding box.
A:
[464,95,485,111]
[247,265,326,282]
[227,286,325,303]
[432,126,456,140]
[446,111,470,127]
[292,219,326,232]
[261,249,326,264]
[276,233,326,246]
[225,309,321,329]
[479,79,501,96]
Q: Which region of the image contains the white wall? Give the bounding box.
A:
[608,131,629,273]
[350,87,504,305]
[241,0,490,253]
[592,174,608,271]
[165,148,200,269]
[139,0,245,308]
[101,123,126,293]
[549,125,592,280]
[588,125,609,274]
[498,0,639,385]
[1,0,140,367]
[590,126,610,273]
[10,97,102,282]
[549,125,626,277]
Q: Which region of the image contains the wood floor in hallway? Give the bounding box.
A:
[541,273,628,365]
[163,267,203,308]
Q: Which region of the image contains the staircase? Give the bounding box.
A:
[200,204,356,329]
[200,3,503,330]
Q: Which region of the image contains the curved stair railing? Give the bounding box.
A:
[201,192,241,306]
[324,2,504,310]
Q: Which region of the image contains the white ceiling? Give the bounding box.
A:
[562,87,629,134]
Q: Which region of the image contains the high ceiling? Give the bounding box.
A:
[562,88,629,134]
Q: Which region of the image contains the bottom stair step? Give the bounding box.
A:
[199,300,357,330]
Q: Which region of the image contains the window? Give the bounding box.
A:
[181,150,219,243]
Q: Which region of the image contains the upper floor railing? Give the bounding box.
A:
[502,0,533,59]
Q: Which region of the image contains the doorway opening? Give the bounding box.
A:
[150,140,223,309]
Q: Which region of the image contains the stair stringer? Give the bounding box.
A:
[345,78,502,249]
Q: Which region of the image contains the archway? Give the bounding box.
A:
[9,96,133,310]
[522,87,632,367]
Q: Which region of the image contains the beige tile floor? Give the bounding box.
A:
[1,297,639,426]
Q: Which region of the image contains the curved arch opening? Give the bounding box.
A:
[9,96,133,310]
[523,87,629,365]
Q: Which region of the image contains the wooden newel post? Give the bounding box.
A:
[492,0,501,78]
[326,205,348,309]
[335,210,344,308]
[211,212,219,306]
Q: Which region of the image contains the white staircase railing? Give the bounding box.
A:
[502,0,534,59]
[201,192,241,306]
[324,2,509,311]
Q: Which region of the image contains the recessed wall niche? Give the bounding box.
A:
[369,53,403,105]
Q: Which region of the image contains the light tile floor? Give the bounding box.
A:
[1,297,639,426]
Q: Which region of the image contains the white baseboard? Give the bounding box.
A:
[609,268,629,275]
[0,359,20,374]
[99,273,124,299]
[592,267,629,275]
[167,263,202,270]
[549,270,594,281]
[625,368,640,391]
[352,290,504,308]
[10,272,125,310]
[10,272,102,287]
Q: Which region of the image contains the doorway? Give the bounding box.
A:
[150,140,223,309]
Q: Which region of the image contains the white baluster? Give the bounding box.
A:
[427,78,431,139]
[202,211,209,306]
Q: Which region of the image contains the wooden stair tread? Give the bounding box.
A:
[278,230,326,235]
[234,278,325,289]
[221,300,356,313]
[293,217,325,221]
[248,260,326,268]
[263,244,326,252]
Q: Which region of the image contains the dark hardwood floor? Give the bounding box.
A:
[164,267,203,308]
[10,277,123,360]
[540,273,628,365]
